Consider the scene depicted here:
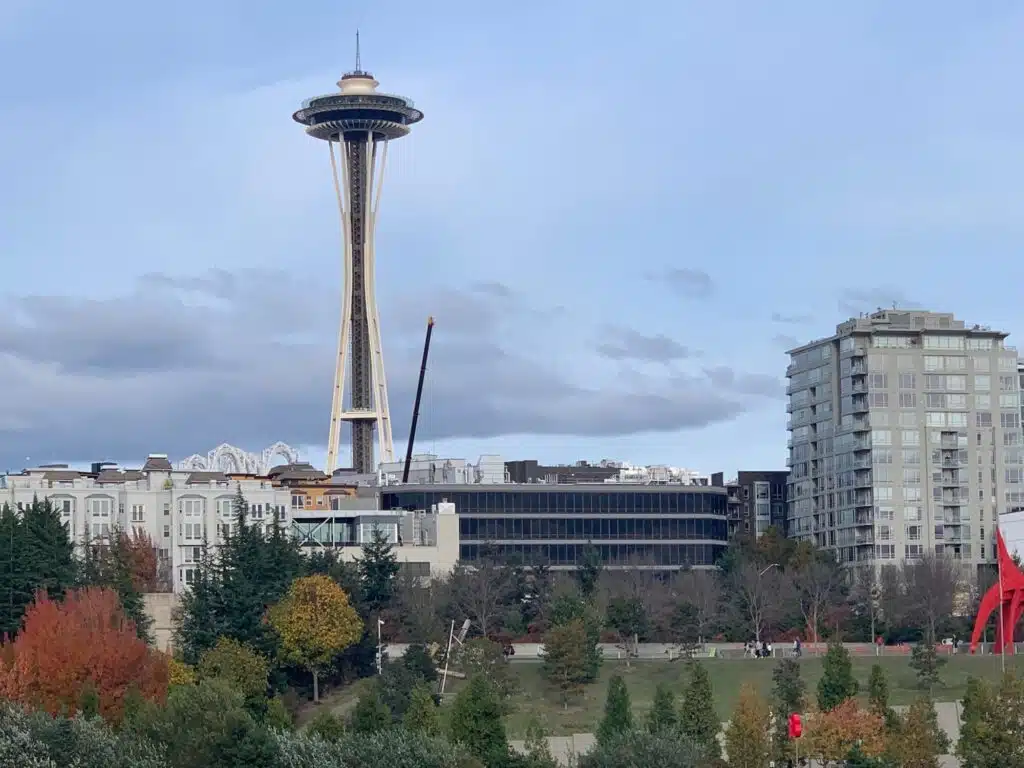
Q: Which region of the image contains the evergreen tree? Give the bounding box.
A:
[0,499,76,637]
[678,661,720,760]
[886,696,947,767]
[817,639,858,711]
[845,743,888,768]
[448,675,509,768]
[542,618,591,706]
[403,684,441,736]
[547,594,602,682]
[646,683,676,734]
[867,663,889,716]
[910,642,946,693]
[724,684,771,768]
[350,687,392,734]
[173,544,224,665]
[771,659,804,765]
[356,527,400,615]
[576,542,602,599]
[596,675,634,746]
[79,531,153,643]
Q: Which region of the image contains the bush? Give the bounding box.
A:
[579,730,705,768]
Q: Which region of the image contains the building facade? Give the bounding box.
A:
[380,484,728,569]
[786,309,1023,569]
[1,455,291,593]
[712,470,789,539]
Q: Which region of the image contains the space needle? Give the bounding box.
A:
[293,39,423,475]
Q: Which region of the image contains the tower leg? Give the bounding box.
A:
[327,142,354,476]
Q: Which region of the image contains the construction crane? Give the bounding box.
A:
[402,316,435,483]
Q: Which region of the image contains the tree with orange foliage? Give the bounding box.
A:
[804,698,885,766]
[0,587,168,723]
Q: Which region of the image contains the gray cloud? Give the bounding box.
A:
[702,366,786,399]
[470,281,515,299]
[772,334,801,350]
[649,268,715,299]
[771,312,813,325]
[0,269,764,467]
[595,327,695,363]
[838,288,921,317]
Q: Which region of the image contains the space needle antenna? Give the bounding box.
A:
[355,30,362,72]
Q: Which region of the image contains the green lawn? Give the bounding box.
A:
[303,654,1024,738]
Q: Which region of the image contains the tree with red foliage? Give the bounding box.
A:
[0,587,168,723]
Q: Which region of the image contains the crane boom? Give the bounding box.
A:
[402,316,435,483]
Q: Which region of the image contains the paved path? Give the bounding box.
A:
[511,702,964,766]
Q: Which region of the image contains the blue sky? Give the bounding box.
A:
[2,1,1023,475]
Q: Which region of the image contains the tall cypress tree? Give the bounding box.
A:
[817,639,858,711]
[174,542,225,665]
[679,661,720,760]
[597,675,634,745]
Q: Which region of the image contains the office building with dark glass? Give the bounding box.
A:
[380,484,728,568]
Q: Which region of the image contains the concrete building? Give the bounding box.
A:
[1,454,292,593]
[712,470,789,540]
[380,484,728,569]
[786,309,1023,570]
[505,459,711,486]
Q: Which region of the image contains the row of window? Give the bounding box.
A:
[457,542,725,567]
[458,516,727,541]
[381,490,727,516]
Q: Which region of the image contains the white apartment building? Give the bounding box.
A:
[1,454,291,593]
[787,309,1023,570]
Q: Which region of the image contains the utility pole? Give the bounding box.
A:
[376,616,384,675]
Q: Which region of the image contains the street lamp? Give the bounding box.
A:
[759,563,781,577]
[754,563,781,647]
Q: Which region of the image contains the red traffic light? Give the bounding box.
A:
[787,713,803,739]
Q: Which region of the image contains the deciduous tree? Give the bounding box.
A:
[267,575,363,702]
[885,697,946,768]
[724,683,771,768]
[804,699,885,766]
[731,561,789,644]
[890,555,960,643]
[772,659,805,765]
[458,637,517,706]
[0,587,168,723]
[668,568,722,649]
[541,619,591,706]
[789,557,843,643]
[957,673,1024,768]
[449,552,516,638]
[196,636,269,706]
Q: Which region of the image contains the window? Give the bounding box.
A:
[180,498,203,516]
[975,375,991,392]
[977,412,993,428]
[974,357,991,372]
[869,373,888,390]
[902,448,920,464]
[905,507,921,522]
[899,373,916,389]
[905,487,922,501]
[903,468,921,484]
[949,413,967,427]
[1002,412,1021,429]
[872,429,892,446]
[976,394,991,409]
[217,498,234,518]
[925,375,945,391]
[871,412,890,427]
[874,487,893,501]
[923,335,965,350]
[87,497,112,517]
[876,525,892,541]
[872,448,893,464]
[947,394,967,409]
[163,525,170,538]
[870,392,889,407]
[899,392,917,408]
[927,412,947,427]
[901,430,920,446]
[1006,468,1024,484]
[968,338,993,351]
[947,375,966,391]
[944,356,967,370]
[906,525,922,541]
[291,494,306,509]
[899,411,918,427]
[926,393,945,408]
[924,356,944,372]
[1000,375,1017,392]
[999,357,1016,372]
[1001,393,1020,409]
[131,504,145,522]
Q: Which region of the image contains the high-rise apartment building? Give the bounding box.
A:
[786,310,1022,571]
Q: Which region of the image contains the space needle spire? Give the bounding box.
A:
[293,43,424,475]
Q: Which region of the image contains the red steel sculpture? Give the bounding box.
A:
[970,528,1022,655]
